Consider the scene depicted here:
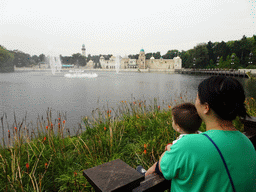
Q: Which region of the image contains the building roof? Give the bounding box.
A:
[140,49,144,52]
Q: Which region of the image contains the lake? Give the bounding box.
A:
[0,70,255,140]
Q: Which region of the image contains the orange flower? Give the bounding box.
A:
[107,110,109,114]
[180,97,182,99]
[144,144,147,149]
[14,127,17,130]
[158,106,160,110]
[104,127,107,131]
[143,149,147,154]
[8,130,10,133]
[26,163,29,169]
[58,118,61,120]
[125,101,126,103]
[74,172,77,177]
[46,126,48,130]
[136,115,140,119]
[168,105,171,108]
[63,120,66,124]
[43,137,46,142]
[133,102,136,104]
[58,123,60,126]
[109,110,112,113]
[174,100,176,102]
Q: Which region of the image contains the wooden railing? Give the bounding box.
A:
[83,116,256,192]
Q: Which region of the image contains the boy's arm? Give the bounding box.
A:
[145,151,166,176]
[165,144,173,151]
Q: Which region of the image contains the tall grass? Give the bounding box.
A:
[0,96,255,191]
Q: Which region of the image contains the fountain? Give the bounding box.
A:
[47,56,62,75]
[115,55,121,73]
[65,69,98,78]
[64,72,98,78]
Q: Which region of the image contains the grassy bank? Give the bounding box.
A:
[0,97,255,191]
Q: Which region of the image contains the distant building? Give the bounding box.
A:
[81,44,86,57]
[85,60,95,69]
[99,49,182,70]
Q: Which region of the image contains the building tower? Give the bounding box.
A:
[81,44,86,57]
[138,48,146,69]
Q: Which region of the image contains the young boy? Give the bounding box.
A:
[137,102,202,175]
[165,102,202,151]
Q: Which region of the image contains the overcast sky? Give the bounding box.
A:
[0,0,255,57]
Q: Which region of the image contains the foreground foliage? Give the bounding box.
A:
[0,97,255,191]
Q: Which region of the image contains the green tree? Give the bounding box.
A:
[207,41,214,62]
[11,50,32,67]
[145,53,153,59]
[180,49,195,68]
[206,59,216,69]
[39,54,45,63]
[72,53,87,66]
[31,55,39,65]
[162,49,179,59]
[0,46,14,72]
[128,54,139,59]
[239,35,251,67]
[194,43,209,68]
[153,52,161,59]
[213,41,229,61]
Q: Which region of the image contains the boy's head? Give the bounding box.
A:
[172,103,202,134]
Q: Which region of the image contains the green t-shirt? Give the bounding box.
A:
[160,130,256,192]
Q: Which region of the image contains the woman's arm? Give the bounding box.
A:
[145,151,166,176]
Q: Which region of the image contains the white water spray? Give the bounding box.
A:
[115,55,121,73]
[47,56,62,75]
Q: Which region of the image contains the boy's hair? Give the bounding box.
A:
[172,103,202,133]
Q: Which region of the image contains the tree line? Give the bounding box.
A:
[128,35,256,69]
[1,35,256,72]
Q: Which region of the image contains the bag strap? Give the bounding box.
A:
[203,134,236,192]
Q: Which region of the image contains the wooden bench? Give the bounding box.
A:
[83,116,256,192]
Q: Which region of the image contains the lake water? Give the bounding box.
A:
[0,70,255,140]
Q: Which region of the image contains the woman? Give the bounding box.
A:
[145,76,256,191]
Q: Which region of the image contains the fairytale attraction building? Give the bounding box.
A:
[99,49,182,70]
[81,44,86,57]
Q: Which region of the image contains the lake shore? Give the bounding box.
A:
[14,67,176,73]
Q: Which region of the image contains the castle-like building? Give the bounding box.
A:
[99,49,182,70]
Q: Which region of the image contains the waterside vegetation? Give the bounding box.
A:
[0,97,255,191]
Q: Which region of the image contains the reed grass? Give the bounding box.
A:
[0,96,255,191]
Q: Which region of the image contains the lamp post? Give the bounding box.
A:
[216,56,219,69]
[231,54,235,69]
[248,52,253,66]
[193,58,196,70]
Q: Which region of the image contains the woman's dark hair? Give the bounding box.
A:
[172,103,202,133]
[198,76,250,121]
